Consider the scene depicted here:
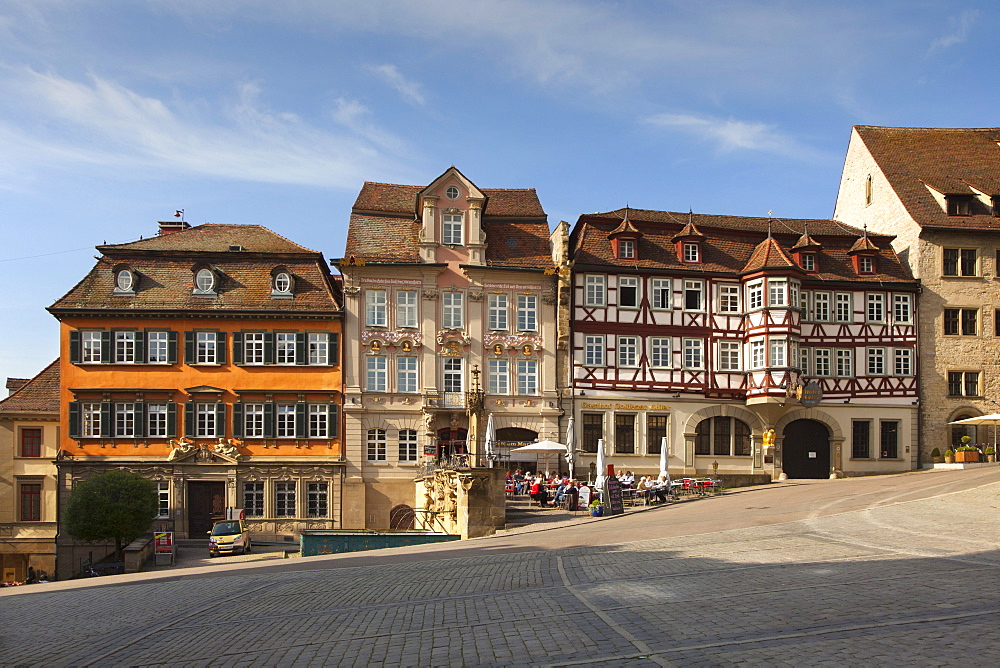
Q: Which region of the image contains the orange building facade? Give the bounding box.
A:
[48,221,347,578]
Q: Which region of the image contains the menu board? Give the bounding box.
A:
[604,477,625,516]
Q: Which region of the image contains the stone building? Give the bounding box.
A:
[336,167,566,529]
[0,360,60,582]
[834,126,1000,463]
[569,208,920,480]
[48,222,346,577]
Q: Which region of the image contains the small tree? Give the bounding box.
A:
[64,470,159,561]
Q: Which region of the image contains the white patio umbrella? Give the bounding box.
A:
[595,438,607,489]
[949,413,1000,451]
[564,417,576,481]
[483,413,497,468]
[659,436,669,478]
[511,440,568,477]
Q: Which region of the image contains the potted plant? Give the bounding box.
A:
[588,498,604,517]
[955,445,980,463]
[985,446,996,463]
[930,447,943,464]
[944,449,955,464]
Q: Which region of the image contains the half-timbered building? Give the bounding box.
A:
[570,208,920,480]
[835,126,1000,465]
[48,221,346,578]
[336,167,566,529]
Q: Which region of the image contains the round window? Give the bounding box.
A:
[115,270,134,291]
[195,268,215,292]
[446,186,460,200]
[274,272,291,293]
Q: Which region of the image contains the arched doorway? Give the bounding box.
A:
[781,419,830,479]
[437,427,468,459]
[389,504,415,530]
[498,427,539,470]
[950,413,977,449]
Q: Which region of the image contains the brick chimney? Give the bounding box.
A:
[158,220,191,235]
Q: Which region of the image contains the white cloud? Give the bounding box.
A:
[928,9,978,54]
[367,64,425,106]
[0,67,409,188]
[645,113,820,160]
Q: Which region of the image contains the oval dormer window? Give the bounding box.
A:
[195,268,216,293]
[274,272,291,294]
[115,269,134,292]
[446,185,460,200]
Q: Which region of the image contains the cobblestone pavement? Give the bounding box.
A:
[2,470,998,666]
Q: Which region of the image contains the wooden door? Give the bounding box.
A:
[781,419,830,479]
[188,481,226,537]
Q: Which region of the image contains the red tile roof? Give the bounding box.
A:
[50,225,340,313]
[0,359,60,414]
[742,237,797,273]
[352,182,546,217]
[572,209,914,283]
[855,126,1000,230]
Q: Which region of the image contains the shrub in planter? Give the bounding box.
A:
[944,449,955,463]
[931,447,943,463]
[588,499,604,517]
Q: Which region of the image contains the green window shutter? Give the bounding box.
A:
[232,332,244,365]
[330,333,340,366]
[167,331,178,364]
[184,332,194,364]
[134,401,146,438]
[134,331,145,362]
[69,331,82,364]
[166,403,177,438]
[295,403,307,438]
[295,332,307,365]
[68,402,81,438]
[215,332,227,364]
[330,403,340,439]
[184,402,195,437]
[100,331,112,364]
[100,401,113,437]
[215,402,227,438]
[263,402,275,438]
[232,403,244,438]
[264,332,275,365]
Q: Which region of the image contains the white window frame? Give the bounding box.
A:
[276,404,296,438]
[815,349,831,376]
[719,340,741,371]
[683,242,700,263]
[366,356,387,392]
[750,340,765,369]
[802,253,816,272]
[516,295,538,331]
[147,403,168,438]
[516,359,538,396]
[748,280,764,310]
[276,332,296,365]
[196,331,217,364]
[618,277,639,309]
[768,280,787,307]
[115,402,135,437]
[584,335,605,367]
[683,280,704,311]
[244,403,265,438]
[650,337,672,369]
[114,331,136,363]
[859,256,875,274]
[813,292,831,322]
[367,429,387,461]
[488,294,508,331]
[443,358,464,393]
[836,349,853,377]
[683,338,704,369]
[769,339,787,367]
[244,332,266,365]
[366,290,387,327]
[397,356,418,393]
[156,481,170,518]
[719,284,740,313]
[82,403,101,437]
[866,293,886,323]
[868,347,886,376]
[308,333,329,365]
[488,359,509,395]
[308,404,330,438]
[396,290,418,328]
[147,331,170,364]
[442,292,464,329]
[618,239,635,259]
[835,293,852,323]
[651,278,672,310]
[618,336,639,368]
[894,348,913,376]
[893,294,912,324]
[584,275,606,307]
[82,331,103,363]
[398,429,418,462]
[799,348,810,376]
[442,213,464,245]
[196,402,217,438]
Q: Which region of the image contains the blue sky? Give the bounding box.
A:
[0,0,995,379]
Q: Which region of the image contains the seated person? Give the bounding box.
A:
[562,481,580,510]
[621,471,635,487]
[652,473,674,503]
[552,479,569,506]
[529,478,550,507]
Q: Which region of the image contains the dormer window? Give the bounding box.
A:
[947,195,973,216]
[446,186,460,200]
[859,256,875,274]
[113,268,136,295]
[801,253,816,272]
[683,242,700,263]
[194,267,217,295]
[618,239,634,259]
[271,267,295,297]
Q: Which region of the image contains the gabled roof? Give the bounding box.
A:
[671,221,705,241]
[854,125,1000,230]
[791,228,822,250]
[743,236,798,273]
[50,224,340,314]
[608,216,640,237]
[0,359,60,415]
[344,175,550,267]
[571,208,914,283]
[848,233,880,254]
